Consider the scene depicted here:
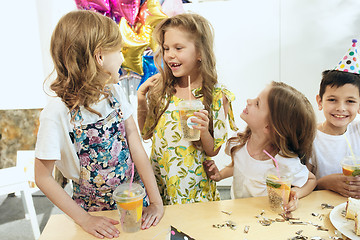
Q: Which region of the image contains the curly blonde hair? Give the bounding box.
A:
[227,81,316,165]
[142,13,218,140]
[46,10,122,118]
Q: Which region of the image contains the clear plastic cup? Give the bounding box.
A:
[113,183,145,233]
[265,167,293,213]
[178,100,204,141]
[341,156,360,177]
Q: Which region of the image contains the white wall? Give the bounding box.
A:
[0,1,44,109]
[0,0,76,109]
[1,0,360,185]
[184,0,360,185]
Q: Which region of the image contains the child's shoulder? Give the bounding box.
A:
[213,83,235,101]
[44,97,68,113]
[41,97,69,121]
[348,119,360,133]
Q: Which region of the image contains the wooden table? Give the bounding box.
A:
[39,190,347,240]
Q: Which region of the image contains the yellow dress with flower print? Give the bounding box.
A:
[149,84,238,205]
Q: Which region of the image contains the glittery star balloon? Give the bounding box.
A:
[135,0,167,51]
[137,24,159,51]
[120,18,149,75]
[75,0,111,13]
[137,0,167,28]
[109,0,140,25]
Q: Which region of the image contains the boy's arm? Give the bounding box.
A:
[316,174,344,191]
[316,174,360,198]
[125,116,164,228]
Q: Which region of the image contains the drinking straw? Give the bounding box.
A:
[263,149,280,178]
[263,149,287,212]
[188,75,192,101]
[344,135,356,163]
[129,162,135,191]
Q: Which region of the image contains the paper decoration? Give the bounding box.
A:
[169,226,195,240]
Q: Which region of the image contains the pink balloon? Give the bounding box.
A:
[75,0,111,13]
[109,0,140,25]
[161,0,184,17]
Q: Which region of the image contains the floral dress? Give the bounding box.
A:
[148,84,238,205]
[71,92,147,211]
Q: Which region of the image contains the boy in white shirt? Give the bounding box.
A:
[308,39,360,198]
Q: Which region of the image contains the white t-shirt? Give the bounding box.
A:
[226,141,309,199]
[35,84,133,183]
[309,121,360,179]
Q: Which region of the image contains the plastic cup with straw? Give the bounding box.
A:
[341,136,360,176]
[177,75,204,141]
[263,149,292,213]
[112,162,145,232]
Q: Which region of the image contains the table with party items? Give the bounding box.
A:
[39,190,360,240]
[33,1,360,240]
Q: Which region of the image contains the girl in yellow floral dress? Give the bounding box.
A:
[137,13,238,205]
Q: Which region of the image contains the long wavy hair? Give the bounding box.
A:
[142,13,218,140]
[227,81,317,165]
[45,10,122,119]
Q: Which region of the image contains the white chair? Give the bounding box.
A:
[0,153,40,239]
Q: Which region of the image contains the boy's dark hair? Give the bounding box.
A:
[319,70,360,99]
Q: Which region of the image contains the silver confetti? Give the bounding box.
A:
[320,203,334,209]
[221,210,232,215]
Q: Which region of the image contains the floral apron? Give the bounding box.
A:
[71,92,147,212]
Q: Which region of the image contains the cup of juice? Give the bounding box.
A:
[113,183,145,233]
[341,156,360,176]
[265,167,293,213]
[178,99,204,141]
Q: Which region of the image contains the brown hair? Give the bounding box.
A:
[319,70,360,99]
[141,13,217,140]
[227,81,316,165]
[46,10,122,118]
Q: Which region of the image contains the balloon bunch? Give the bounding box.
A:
[75,0,185,80]
[75,0,140,25]
[120,0,168,75]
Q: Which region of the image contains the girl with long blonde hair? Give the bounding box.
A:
[35,10,163,238]
[138,13,238,205]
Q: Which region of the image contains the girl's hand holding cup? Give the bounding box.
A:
[193,109,210,135]
[284,189,299,213]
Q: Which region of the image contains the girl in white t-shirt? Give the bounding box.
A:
[205,81,317,213]
[35,11,163,239]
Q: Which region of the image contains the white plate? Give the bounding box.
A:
[330,202,360,240]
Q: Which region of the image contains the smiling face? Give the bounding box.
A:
[163,27,201,80]
[241,85,271,132]
[317,83,360,134]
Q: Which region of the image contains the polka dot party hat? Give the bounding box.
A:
[335,39,360,74]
